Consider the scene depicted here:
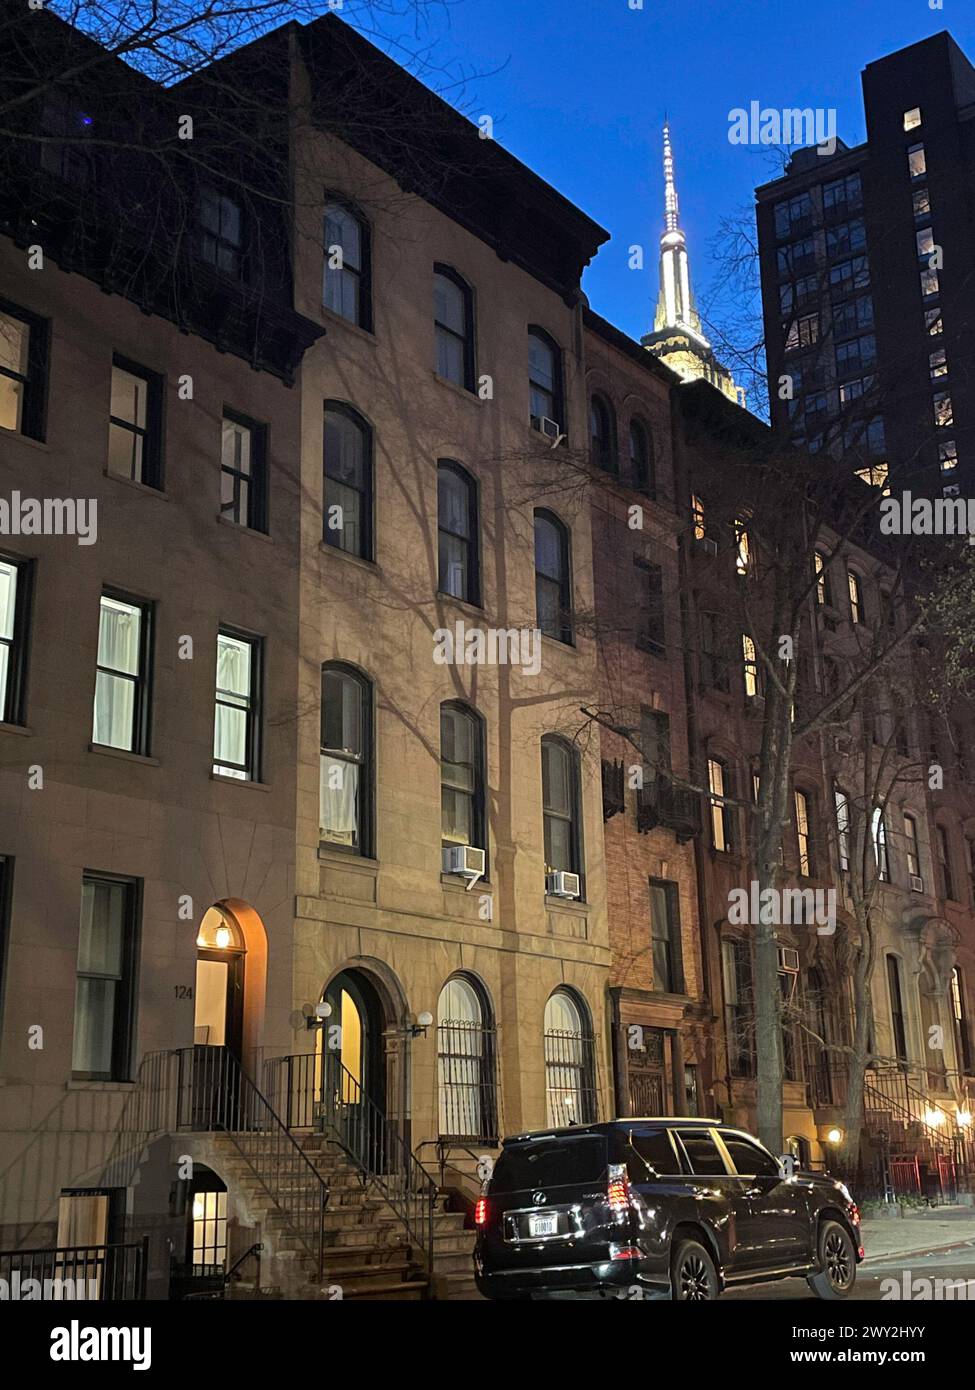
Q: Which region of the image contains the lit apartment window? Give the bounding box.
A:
[952,967,972,1074]
[192,1188,228,1271]
[903,107,922,131]
[323,199,371,329]
[72,873,140,1080]
[933,392,953,428]
[708,757,734,852]
[920,267,940,298]
[814,550,830,605]
[198,187,242,277]
[541,736,582,881]
[0,555,31,725]
[433,266,475,391]
[907,144,926,178]
[940,441,958,472]
[904,812,921,883]
[785,313,819,352]
[92,592,153,754]
[929,349,948,382]
[795,789,812,876]
[0,301,49,440]
[916,227,936,260]
[742,634,759,698]
[691,494,706,540]
[108,357,163,489]
[213,629,262,780]
[221,412,267,532]
[735,520,751,575]
[835,788,850,871]
[926,307,943,336]
[320,664,371,854]
[847,570,863,624]
[872,807,890,882]
[913,187,931,219]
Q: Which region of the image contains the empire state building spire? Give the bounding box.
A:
[642,122,744,406]
[654,122,705,340]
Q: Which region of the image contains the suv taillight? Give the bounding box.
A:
[474,1197,488,1226]
[607,1162,631,1215]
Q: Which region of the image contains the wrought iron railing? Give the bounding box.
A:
[543,1028,598,1127]
[437,1021,499,1144]
[0,1238,148,1300]
[263,1052,436,1270]
[171,1046,329,1280]
[635,776,702,841]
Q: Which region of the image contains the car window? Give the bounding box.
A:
[720,1132,781,1178]
[490,1135,608,1192]
[625,1128,681,1179]
[677,1130,729,1176]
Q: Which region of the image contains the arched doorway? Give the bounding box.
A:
[194,906,246,1060]
[317,966,391,1171]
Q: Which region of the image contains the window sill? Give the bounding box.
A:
[102,468,168,499]
[67,1079,135,1091]
[318,541,379,575]
[89,742,159,766]
[210,771,271,790]
[0,429,50,455]
[435,591,485,620]
[318,843,378,868]
[544,894,588,912]
[216,513,273,544]
[432,369,482,405]
[0,721,32,737]
[317,304,376,343]
[441,872,492,891]
[540,632,577,654]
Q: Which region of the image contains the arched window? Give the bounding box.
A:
[534,509,572,644]
[320,664,372,855]
[886,954,908,1063]
[528,327,563,433]
[433,266,475,391]
[629,417,654,494]
[794,787,813,876]
[847,568,864,624]
[589,393,616,473]
[437,462,479,604]
[323,198,371,329]
[541,735,582,881]
[936,823,955,901]
[543,988,595,1127]
[904,812,921,886]
[814,550,831,605]
[441,702,486,860]
[872,806,889,882]
[323,403,372,560]
[951,967,972,1074]
[437,974,496,1141]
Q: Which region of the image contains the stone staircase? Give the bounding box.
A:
[210,1130,481,1300]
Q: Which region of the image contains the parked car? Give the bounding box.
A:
[473,1117,863,1301]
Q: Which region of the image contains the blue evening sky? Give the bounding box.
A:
[355,0,975,354]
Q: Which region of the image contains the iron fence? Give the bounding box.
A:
[0,1237,148,1300]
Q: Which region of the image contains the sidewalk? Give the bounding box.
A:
[861,1205,975,1263]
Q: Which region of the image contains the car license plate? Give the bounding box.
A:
[529,1212,558,1238]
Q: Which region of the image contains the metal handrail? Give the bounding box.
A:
[0,1237,149,1300]
[172,1046,329,1281]
[264,1051,436,1270]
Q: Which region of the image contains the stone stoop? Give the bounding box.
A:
[206,1132,429,1301]
[429,1204,481,1300]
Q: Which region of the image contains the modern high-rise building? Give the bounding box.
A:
[643,125,744,406]
[756,31,975,500]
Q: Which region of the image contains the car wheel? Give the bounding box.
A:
[670,1238,719,1301]
[807,1219,856,1300]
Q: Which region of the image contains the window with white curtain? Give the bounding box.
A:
[71,874,139,1080]
[93,592,151,754]
[543,988,595,1127]
[0,555,29,724]
[320,665,370,853]
[213,629,261,780]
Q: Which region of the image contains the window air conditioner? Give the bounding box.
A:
[531,415,561,440]
[546,870,581,900]
[694,536,718,557]
[910,874,924,893]
[778,946,800,973]
[442,844,486,879]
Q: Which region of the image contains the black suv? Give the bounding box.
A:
[474,1118,863,1301]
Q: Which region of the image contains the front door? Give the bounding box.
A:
[628,1027,667,1116]
[191,950,244,1128]
[320,970,387,1170]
